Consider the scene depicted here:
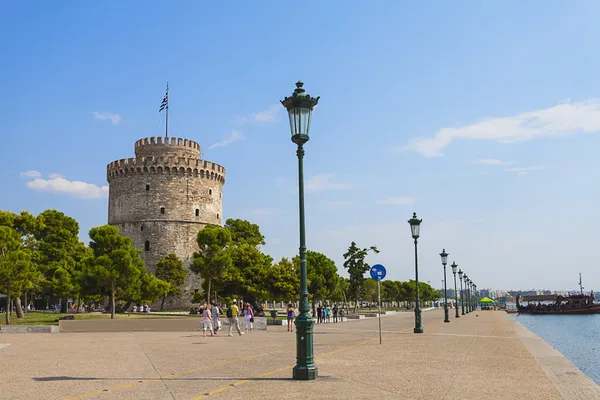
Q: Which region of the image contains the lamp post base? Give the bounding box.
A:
[414,307,423,333]
[444,307,450,323]
[293,365,319,380]
[293,314,318,381]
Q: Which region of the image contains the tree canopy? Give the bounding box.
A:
[155,254,187,310]
[191,224,232,304]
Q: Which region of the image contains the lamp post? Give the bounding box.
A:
[468,280,473,313]
[458,269,465,315]
[458,269,467,315]
[439,249,450,323]
[408,212,423,334]
[451,262,459,318]
[464,275,470,313]
[281,81,320,381]
[473,283,477,311]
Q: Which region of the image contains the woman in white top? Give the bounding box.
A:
[202,304,216,337]
[244,303,254,333]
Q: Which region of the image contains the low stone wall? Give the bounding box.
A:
[346,315,365,320]
[0,325,59,333]
[59,316,268,333]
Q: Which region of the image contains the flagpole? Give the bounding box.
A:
[165,82,169,138]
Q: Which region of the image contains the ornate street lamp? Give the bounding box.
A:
[458,269,465,315]
[464,275,470,313]
[473,283,478,311]
[281,81,320,381]
[408,212,423,334]
[451,262,459,318]
[439,249,450,323]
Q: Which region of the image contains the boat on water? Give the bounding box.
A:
[516,292,600,315]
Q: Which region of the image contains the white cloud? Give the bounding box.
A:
[254,105,281,122]
[48,172,64,179]
[504,165,545,176]
[472,159,515,166]
[402,99,600,157]
[208,131,245,150]
[306,174,355,192]
[91,111,122,125]
[233,105,281,124]
[327,201,352,208]
[20,170,41,178]
[376,196,416,205]
[24,174,108,199]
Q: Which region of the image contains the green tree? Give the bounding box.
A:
[342,241,379,311]
[225,243,272,305]
[293,250,340,314]
[0,226,34,324]
[266,257,299,303]
[0,210,43,315]
[363,278,378,304]
[82,225,144,319]
[155,254,187,310]
[224,218,265,247]
[191,225,232,304]
[34,210,89,312]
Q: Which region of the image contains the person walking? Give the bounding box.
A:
[287,304,295,332]
[202,304,216,337]
[244,303,254,333]
[317,304,322,324]
[333,304,338,323]
[227,299,243,337]
[325,304,331,323]
[212,303,221,333]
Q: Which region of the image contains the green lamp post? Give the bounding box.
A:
[439,249,450,323]
[473,283,477,311]
[464,275,470,313]
[451,262,459,318]
[408,212,423,333]
[458,269,465,315]
[468,280,473,312]
[281,81,320,381]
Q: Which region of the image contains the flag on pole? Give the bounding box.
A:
[159,90,168,112]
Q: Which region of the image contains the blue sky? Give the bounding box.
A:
[2,1,600,291]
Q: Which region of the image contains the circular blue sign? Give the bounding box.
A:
[370,264,386,281]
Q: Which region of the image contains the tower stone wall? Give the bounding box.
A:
[106,136,225,309]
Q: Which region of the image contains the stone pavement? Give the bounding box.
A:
[0,309,598,400]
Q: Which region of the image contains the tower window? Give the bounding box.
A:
[141,225,144,231]
[144,241,150,251]
[217,213,219,219]
[160,207,165,215]
[195,209,200,217]
[209,189,212,195]
[146,184,150,191]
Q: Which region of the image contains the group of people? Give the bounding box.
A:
[198,299,255,337]
[316,304,341,323]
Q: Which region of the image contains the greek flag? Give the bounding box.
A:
[159,91,168,112]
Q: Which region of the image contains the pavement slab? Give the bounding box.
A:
[0,309,596,399]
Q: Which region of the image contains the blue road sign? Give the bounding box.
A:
[370,264,386,281]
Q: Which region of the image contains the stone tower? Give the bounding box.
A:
[106,136,226,308]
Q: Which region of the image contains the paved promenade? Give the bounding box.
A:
[0,309,599,400]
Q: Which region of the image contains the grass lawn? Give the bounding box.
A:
[3,311,199,326]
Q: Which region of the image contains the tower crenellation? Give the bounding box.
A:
[134,136,201,159]
[107,135,225,308]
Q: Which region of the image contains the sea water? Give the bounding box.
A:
[513,313,600,384]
